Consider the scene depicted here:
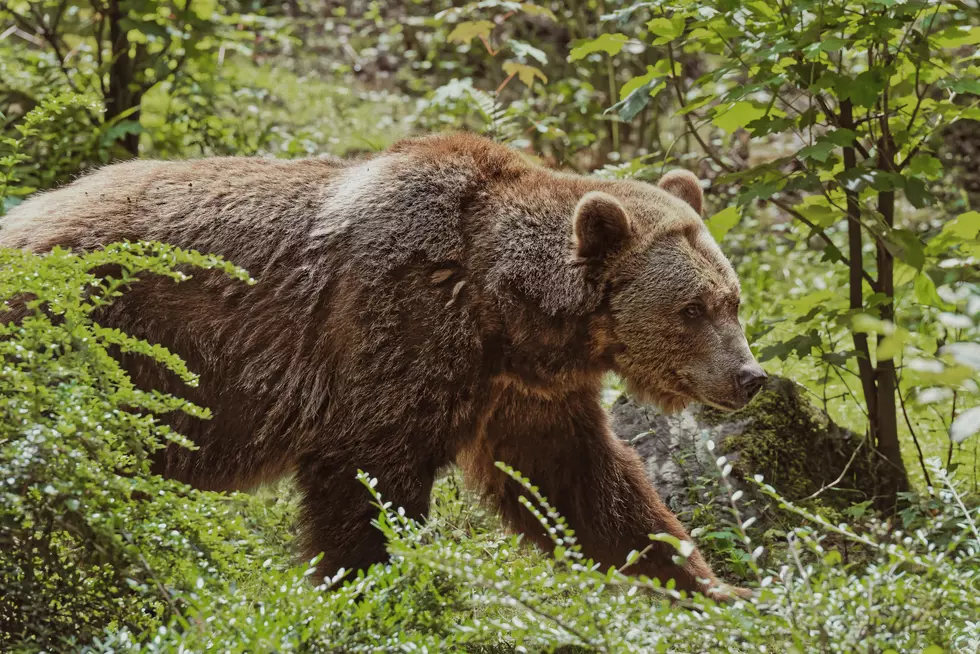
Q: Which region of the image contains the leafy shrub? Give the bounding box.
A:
[83,460,980,653]
[0,243,286,649]
[0,93,110,215]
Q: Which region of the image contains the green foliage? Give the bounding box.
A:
[0,0,287,158]
[0,93,108,214]
[0,243,272,649]
[79,461,980,652]
[588,0,980,496]
[2,0,980,650]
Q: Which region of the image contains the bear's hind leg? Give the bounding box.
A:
[295,448,436,583]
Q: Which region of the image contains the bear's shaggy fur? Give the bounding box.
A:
[1,133,764,599]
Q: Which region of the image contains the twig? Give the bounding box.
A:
[27,0,85,95]
[769,197,877,291]
[947,390,958,469]
[802,432,869,501]
[495,72,516,94]
[896,372,933,488]
[0,1,99,124]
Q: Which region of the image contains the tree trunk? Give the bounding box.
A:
[840,99,909,508]
[105,0,140,156]
[875,137,911,502]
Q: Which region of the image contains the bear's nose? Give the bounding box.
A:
[737,364,767,400]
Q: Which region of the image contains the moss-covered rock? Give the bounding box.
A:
[609,376,877,515]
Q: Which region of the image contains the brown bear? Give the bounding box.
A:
[0,133,766,600]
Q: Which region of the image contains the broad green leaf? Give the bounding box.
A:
[447,21,494,44]
[886,228,925,270]
[944,343,980,371]
[913,273,945,308]
[706,206,741,242]
[838,70,885,108]
[646,16,685,44]
[739,178,786,203]
[788,289,836,313]
[826,129,857,146]
[877,328,907,361]
[940,78,980,95]
[906,155,943,179]
[759,331,822,361]
[853,313,888,334]
[100,120,144,147]
[934,25,980,47]
[674,94,714,116]
[940,211,980,241]
[818,37,848,51]
[746,115,796,136]
[502,61,547,87]
[191,0,217,19]
[620,66,658,100]
[894,261,917,287]
[568,33,630,61]
[903,177,932,209]
[798,140,837,163]
[712,101,767,133]
[609,78,665,121]
[794,196,840,228]
[519,2,557,20]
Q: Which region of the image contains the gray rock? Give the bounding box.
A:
[610,376,876,516]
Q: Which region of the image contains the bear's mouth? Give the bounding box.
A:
[676,373,741,413]
[622,371,700,414]
[695,395,739,412]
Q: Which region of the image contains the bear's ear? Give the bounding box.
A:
[573,191,632,261]
[658,169,704,215]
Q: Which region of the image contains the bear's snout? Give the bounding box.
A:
[737,363,768,402]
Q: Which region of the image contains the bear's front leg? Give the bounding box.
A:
[459,383,737,600]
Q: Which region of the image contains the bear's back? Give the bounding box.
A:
[0,156,351,270]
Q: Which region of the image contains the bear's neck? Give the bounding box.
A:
[485,297,621,399]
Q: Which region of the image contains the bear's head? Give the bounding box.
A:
[574,171,766,413]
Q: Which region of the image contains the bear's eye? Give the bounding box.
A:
[682,303,703,320]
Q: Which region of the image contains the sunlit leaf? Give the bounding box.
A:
[877,328,907,361]
[713,101,767,133]
[519,2,557,20]
[706,206,741,242]
[568,33,630,60]
[620,66,658,99]
[447,20,495,44]
[837,70,885,108]
[852,313,889,334]
[934,25,980,47]
[646,16,685,44]
[943,342,980,370]
[609,74,665,121]
[939,211,980,241]
[502,61,548,87]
